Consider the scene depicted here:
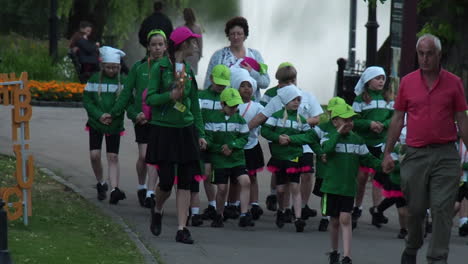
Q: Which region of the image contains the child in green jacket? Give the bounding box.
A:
[111,29,167,208]
[205,88,253,228]
[83,46,127,205]
[261,85,322,232]
[320,104,381,264]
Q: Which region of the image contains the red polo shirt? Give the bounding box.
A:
[394,69,467,147]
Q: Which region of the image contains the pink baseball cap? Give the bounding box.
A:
[240,57,260,71]
[170,26,201,46]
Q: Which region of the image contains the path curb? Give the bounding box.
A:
[39,167,158,264]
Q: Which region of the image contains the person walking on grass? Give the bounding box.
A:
[382,33,468,264]
[83,46,127,204]
[111,29,168,208]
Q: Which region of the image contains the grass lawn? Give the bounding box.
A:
[0,155,146,264]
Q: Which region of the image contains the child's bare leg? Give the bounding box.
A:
[203,163,216,202]
[136,144,147,185]
[176,189,190,229]
[237,174,251,214]
[355,171,369,207]
[290,182,302,218]
[107,153,119,189]
[300,172,314,206]
[216,184,228,214]
[276,184,286,210]
[330,216,340,251]
[249,174,259,203]
[146,165,158,193]
[340,212,352,258]
[90,150,103,182]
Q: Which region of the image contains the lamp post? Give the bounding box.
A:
[366,0,379,66]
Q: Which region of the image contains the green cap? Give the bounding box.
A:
[211,64,231,86]
[327,97,346,111]
[278,62,294,70]
[147,29,167,41]
[220,88,243,107]
[331,104,358,119]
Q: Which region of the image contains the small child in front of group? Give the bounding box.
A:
[320,104,382,264]
[205,88,254,228]
[83,46,127,204]
[455,130,468,237]
[231,68,266,220]
[261,85,323,232]
[313,96,347,232]
[198,64,232,222]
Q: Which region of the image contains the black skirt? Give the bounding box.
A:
[146,124,200,164]
[244,142,265,175]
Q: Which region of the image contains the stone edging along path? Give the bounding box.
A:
[32,100,83,108]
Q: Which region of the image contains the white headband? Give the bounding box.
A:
[230,68,257,92]
[99,46,126,64]
[277,84,301,105]
[354,66,386,95]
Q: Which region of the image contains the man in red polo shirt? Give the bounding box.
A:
[383,34,468,264]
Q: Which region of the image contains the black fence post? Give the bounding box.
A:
[0,199,13,264]
[336,58,347,98]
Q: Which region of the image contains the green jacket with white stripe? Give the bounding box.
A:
[83,73,126,134]
[261,108,322,162]
[260,85,279,106]
[111,57,162,122]
[314,120,336,179]
[352,89,394,146]
[198,87,222,120]
[205,110,249,169]
[320,131,381,197]
[145,56,204,137]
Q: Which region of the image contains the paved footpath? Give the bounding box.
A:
[1,106,466,264]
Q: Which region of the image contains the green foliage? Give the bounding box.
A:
[0,154,145,264]
[418,22,457,44]
[0,34,77,82]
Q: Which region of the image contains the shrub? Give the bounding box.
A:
[29,80,84,101]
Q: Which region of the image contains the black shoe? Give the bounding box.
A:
[143,194,155,209]
[224,205,240,220]
[301,205,317,220]
[175,228,194,244]
[137,189,146,207]
[276,210,285,228]
[251,204,264,220]
[239,213,255,227]
[341,256,352,264]
[351,207,361,230]
[109,187,126,204]
[266,194,278,211]
[318,218,329,232]
[400,250,416,264]
[398,228,408,239]
[328,250,340,264]
[96,182,108,200]
[191,214,203,227]
[283,208,293,223]
[211,214,224,228]
[201,205,217,220]
[459,222,468,237]
[150,211,162,236]
[294,218,306,232]
[369,206,386,228]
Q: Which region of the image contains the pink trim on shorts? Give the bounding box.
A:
[248,167,264,176]
[194,174,207,182]
[146,163,159,170]
[382,189,404,198]
[85,126,90,132]
[300,165,312,173]
[105,131,126,137]
[359,166,375,174]
[372,179,383,189]
[174,175,178,185]
[268,166,309,174]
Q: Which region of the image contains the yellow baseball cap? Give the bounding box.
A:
[211,64,231,86]
[220,88,243,107]
[331,104,358,119]
[327,97,346,111]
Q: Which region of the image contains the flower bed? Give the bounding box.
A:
[28,80,84,101]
